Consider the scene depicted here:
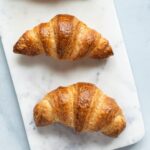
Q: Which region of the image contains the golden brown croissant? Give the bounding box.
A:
[34,82,126,137]
[13,14,113,60]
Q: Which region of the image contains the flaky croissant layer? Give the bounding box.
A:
[34,82,126,137]
[13,14,113,60]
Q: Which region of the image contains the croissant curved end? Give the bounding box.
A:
[90,38,113,59]
[101,113,126,137]
[33,100,54,126]
[102,45,113,58]
[13,31,43,56]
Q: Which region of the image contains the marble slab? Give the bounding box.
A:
[0,0,145,149]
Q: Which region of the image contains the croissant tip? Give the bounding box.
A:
[13,40,40,56]
[106,45,113,56]
[13,43,26,55]
[13,44,20,54]
[13,36,27,55]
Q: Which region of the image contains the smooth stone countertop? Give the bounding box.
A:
[0,0,149,149]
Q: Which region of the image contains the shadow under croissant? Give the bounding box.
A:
[22,0,83,4]
[36,123,115,147]
[17,55,108,73]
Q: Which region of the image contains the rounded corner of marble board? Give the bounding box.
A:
[121,127,145,149]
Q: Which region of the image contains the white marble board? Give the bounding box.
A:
[0,0,145,149]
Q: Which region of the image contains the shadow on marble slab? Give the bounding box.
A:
[36,123,115,147]
[19,0,85,3]
[16,55,108,73]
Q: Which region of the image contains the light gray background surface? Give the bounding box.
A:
[0,0,149,149]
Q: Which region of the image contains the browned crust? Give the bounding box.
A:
[74,83,97,132]
[33,82,126,137]
[34,100,54,127]
[13,31,44,56]
[13,14,113,60]
[55,14,74,59]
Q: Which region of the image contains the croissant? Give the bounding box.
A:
[34,82,126,137]
[13,14,113,60]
